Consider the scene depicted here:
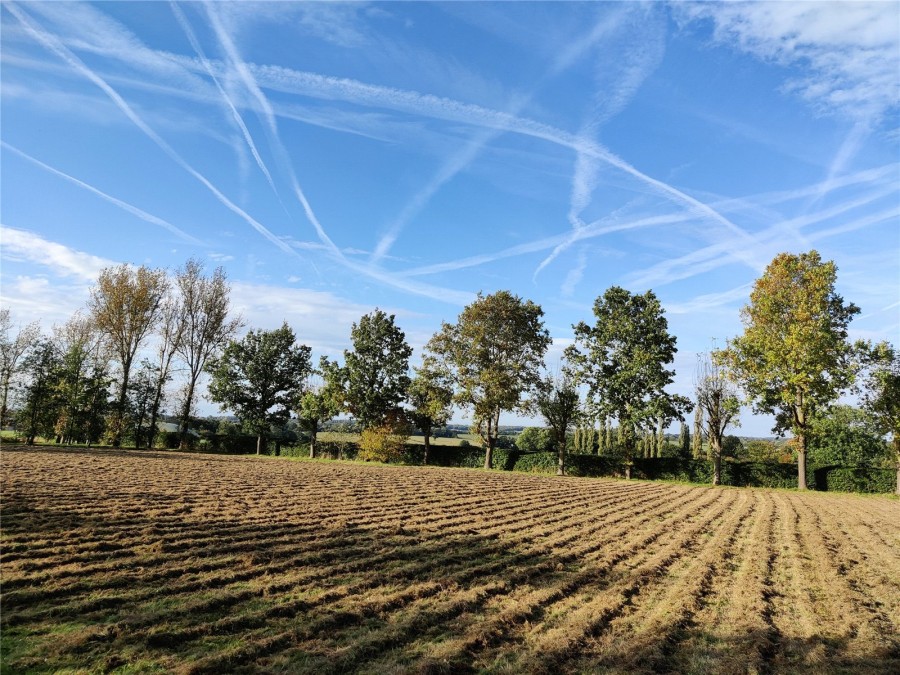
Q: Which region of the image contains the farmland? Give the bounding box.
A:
[2,447,898,674]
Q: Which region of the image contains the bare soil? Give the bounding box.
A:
[1,446,897,674]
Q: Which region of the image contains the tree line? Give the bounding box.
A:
[2,250,897,493]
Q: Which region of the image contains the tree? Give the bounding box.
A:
[858,342,900,493]
[126,361,158,449]
[426,291,551,469]
[147,292,185,450]
[295,357,343,459]
[716,251,862,490]
[343,309,412,429]
[695,351,741,485]
[407,362,454,464]
[207,322,311,455]
[692,404,704,459]
[51,313,110,446]
[565,287,690,479]
[535,372,581,475]
[89,264,168,447]
[0,310,41,428]
[19,338,61,445]
[174,259,243,449]
[516,426,554,453]
[678,421,690,458]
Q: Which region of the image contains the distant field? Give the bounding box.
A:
[2,447,898,674]
[316,431,478,447]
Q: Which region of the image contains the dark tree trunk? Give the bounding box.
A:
[256,434,263,456]
[423,433,431,465]
[484,439,494,470]
[178,379,197,450]
[309,425,317,458]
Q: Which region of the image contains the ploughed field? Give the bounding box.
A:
[1,447,898,674]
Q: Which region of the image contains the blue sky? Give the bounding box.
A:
[2,2,898,435]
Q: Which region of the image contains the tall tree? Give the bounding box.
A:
[692,404,704,459]
[426,291,551,469]
[207,322,311,455]
[0,309,41,428]
[407,361,454,464]
[343,309,412,429]
[678,421,690,458]
[19,338,61,445]
[174,259,242,449]
[858,342,900,494]
[295,356,343,459]
[716,251,861,490]
[695,351,741,485]
[51,313,110,446]
[535,372,581,476]
[147,292,185,449]
[89,264,167,447]
[565,287,690,479]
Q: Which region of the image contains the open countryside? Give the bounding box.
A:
[2,447,898,674]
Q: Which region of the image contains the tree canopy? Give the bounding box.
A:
[565,286,690,477]
[426,290,551,469]
[207,322,311,455]
[716,250,861,489]
[343,309,412,429]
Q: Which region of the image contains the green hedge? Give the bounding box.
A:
[812,465,895,494]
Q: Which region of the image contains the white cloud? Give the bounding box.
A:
[679,2,900,122]
[0,225,112,282]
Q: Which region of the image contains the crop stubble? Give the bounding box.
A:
[1,447,897,674]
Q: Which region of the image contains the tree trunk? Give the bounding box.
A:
[893,435,899,496]
[484,439,494,470]
[625,464,631,480]
[256,434,263,456]
[178,378,197,450]
[797,432,808,490]
[710,435,722,486]
[423,433,431,465]
[309,425,317,458]
[557,439,565,476]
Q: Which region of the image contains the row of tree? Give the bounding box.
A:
[2,250,898,492]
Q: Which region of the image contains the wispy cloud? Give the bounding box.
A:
[678,2,900,122]
[560,248,588,298]
[0,225,112,282]
[2,142,204,246]
[665,283,754,315]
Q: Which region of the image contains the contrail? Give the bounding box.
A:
[2,141,204,246]
[6,1,299,259]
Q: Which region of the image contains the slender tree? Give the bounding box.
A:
[426,291,551,469]
[565,287,690,479]
[207,322,311,455]
[343,309,412,429]
[695,351,741,485]
[89,264,167,447]
[716,251,862,489]
[692,404,704,459]
[0,309,41,428]
[19,338,60,445]
[174,259,242,449]
[295,357,343,459]
[147,292,185,449]
[678,421,690,458]
[859,342,900,494]
[407,361,454,464]
[535,371,581,476]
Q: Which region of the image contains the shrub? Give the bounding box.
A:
[357,423,409,463]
